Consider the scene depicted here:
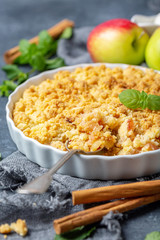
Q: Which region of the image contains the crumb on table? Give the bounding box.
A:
[11,219,28,237]
[0,219,28,237]
[0,224,11,234]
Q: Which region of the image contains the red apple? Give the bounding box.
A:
[87,19,149,65]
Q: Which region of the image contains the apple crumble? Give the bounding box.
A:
[13,65,160,155]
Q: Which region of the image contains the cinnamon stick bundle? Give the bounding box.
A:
[4,19,74,64]
[72,179,160,205]
[54,193,160,234]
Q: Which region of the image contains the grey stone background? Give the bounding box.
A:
[0,0,160,239]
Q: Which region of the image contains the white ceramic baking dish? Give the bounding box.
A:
[6,63,160,180]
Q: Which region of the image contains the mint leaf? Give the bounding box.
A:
[119,89,141,109]
[16,42,38,65]
[119,89,160,111]
[17,72,29,85]
[38,30,55,55]
[2,64,21,80]
[3,80,17,91]
[0,84,10,97]
[47,40,58,56]
[60,27,73,39]
[19,39,30,54]
[0,80,17,96]
[46,57,65,70]
[29,52,46,71]
[15,40,46,71]
[54,226,96,240]
[140,91,148,109]
[145,231,160,240]
[2,64,29,86]
[147,94,160,111]
[15,40,31,64]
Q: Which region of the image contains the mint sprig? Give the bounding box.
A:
[54,226,96,240]
[46,57,65,70]
[119,89,160,111]
[145,231,160,240]
[2,64,22,80]
[1,27,73,97]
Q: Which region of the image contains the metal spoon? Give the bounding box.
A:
[17,141,103,194]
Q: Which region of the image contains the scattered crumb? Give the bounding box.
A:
[11,219,28,237]
[0,219,28,238]
[0,224,11,234]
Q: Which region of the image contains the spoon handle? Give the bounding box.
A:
[17,149,78,194]
[48,149,79,175]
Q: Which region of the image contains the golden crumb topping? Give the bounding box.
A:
[13,65,160,155]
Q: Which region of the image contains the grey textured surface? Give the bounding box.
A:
[0,0,160,239]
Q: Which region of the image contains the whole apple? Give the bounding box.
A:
[87,19,149,65]
[145,27,160,70]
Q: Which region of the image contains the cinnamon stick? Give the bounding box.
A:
[54,193,160,234]
[4,19,74,64]
[54,198,128,234]
[72,179,160,205]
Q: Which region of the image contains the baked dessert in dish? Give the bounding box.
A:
[12,65,160,156]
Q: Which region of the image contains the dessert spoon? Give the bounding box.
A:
[17,141,104,194]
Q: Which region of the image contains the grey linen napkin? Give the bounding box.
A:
[57,27,93,65]
[0,151,124,240]
[1,27,159,240]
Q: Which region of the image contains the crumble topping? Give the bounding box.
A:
[13,65,160,155]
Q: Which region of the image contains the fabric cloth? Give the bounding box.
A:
[57,27,93,65]
[1,27,160,240]
[0,151,125,240]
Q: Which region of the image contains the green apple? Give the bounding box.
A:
[87,18,149,65]
[145,27,160,70]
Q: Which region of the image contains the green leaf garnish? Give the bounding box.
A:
[29,52,46,71]
[0,80,17,96]
[15,40,32,64]
[2,64,22,80]
[45,57,65,70]
[119,89,160,111]
[145,231,160,240]
[17,72,29,85]
[19,39,30,55]
[147,94,160,110]
[38,30,57,56]
[38,31,53,54]
[54,226,96,240]
[1,29,68,96]
[0,84,9,97]
[3,80,17,91]
[60,27,73,39]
